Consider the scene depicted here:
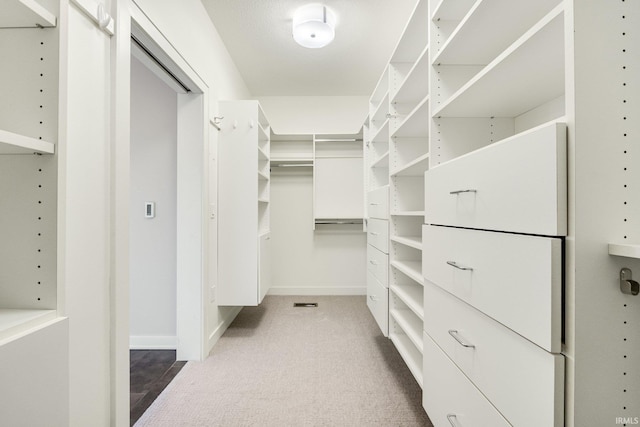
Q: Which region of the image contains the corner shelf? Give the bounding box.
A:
[609,243,640,259]
[0,129,55,154]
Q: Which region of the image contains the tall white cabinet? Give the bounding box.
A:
[218,101,271,306]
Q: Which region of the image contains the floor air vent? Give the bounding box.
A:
[293,303,318,308]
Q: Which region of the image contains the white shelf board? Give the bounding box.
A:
[370,67,389,107]
[257,145,269,160]
[391,45,430,105]
[258,198,269,204]
[432,0,476,22]
[371,92,390,126]
[433,6,564,118]
[390,153,429,177]
[258,171,269,181]
[609,243,640,259]
[0,309,57,342]
[433,0,562,65]
[390,308,424,354]
[391,235,422,250]
[258,124,269,142]
[389,332,423,388]
[0,0,57,28]
[391,211,425,217]
[390,280,424,319]
[371,151,390,169]
[0,129,55,154]
[371,119,390,144]
[391,261,424,289]
[392,96,430,139]
[390,0,429,63]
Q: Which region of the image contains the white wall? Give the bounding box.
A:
[257,96,368,134]
[129,56,178,349]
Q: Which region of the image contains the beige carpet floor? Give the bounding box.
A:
[134,295,433,426]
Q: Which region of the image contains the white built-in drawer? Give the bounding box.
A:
[367,244,388,287]
[422,224,562,353]
[367,218,389,254]
[425,122,567,236]
[367,271,388,337]
[367,186,389,220]
[422,332,511,427]
[424,282,565,427]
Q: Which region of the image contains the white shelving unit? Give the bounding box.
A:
[386,0,430,389]
[0,0,60,339]
[270,133,313,170]
[218,101,271,306]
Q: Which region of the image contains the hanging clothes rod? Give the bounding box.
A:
[314,219,364,225]
[273,163,313,167]
[314,138,363,142]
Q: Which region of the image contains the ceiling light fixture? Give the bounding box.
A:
[292,4,336,49]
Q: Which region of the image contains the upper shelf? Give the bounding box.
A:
[391,45,430,106]
[609,243,640,259]
[432,0,562,65]
[432,0,476,22]
[390,0,429,63]
[0,129,55,154]
[433,6,564,118]
[0,0,57,28]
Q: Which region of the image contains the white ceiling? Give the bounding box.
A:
[201,0,418,97]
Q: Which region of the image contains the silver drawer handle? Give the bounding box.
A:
[448,330,475,348]
[446,261,473,271]
[447,414,462,427]
[449,189,477,195]
[369,260,378,265]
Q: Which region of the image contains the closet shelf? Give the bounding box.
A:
[391,211,425,217]
[390,308,424,354]
[258,198,269,204]
[370,92,390,127]
[370,119,390,145]
[390,0,429,63]
[391,235,422,250]
[0,0,57,28]
[257,145,269,160]
[389,332,423,388]
[391,96,430,139]
[0,129,55,154]
[609,243,640,259]
[258,124,269,143]
[371,151,390,169]
[370,67,389,112]
[390,153,429,177]
[0,309,57,342]
[391,45,430,106]
[257,171,269,181]
[432,0,562,65]
[433,6,564,118]
[431,0,475,23]
[391,261,425,292]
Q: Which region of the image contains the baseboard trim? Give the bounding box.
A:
[129,335,177,350]
[268,286,366,296]
[207,306,242,354]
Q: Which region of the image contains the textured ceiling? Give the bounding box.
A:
[201,0,418,96]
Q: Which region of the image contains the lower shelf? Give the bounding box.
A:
[0,309,57,342]
[609,243,640,259]
[390,330,423,388]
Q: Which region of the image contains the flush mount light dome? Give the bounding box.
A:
[292,4,336,49]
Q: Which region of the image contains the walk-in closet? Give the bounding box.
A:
[0,0,638,426]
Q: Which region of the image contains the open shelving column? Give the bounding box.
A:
[0,0,59,341]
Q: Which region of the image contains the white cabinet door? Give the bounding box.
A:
[422,225,562,353]
[424,282,565,427]
[425,122,567,236]
[422,332,511,427]
[258,233,272,304]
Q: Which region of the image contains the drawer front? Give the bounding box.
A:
[424,282,564,427]
[422,225,562,353]
[367,186,389,219]
[423,332,511,427]
[367,218,389,254]
[367,244,388,287]
[367,271,388,336]
[425,122,566,236]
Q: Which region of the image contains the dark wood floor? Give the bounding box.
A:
[130,350,186,426]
